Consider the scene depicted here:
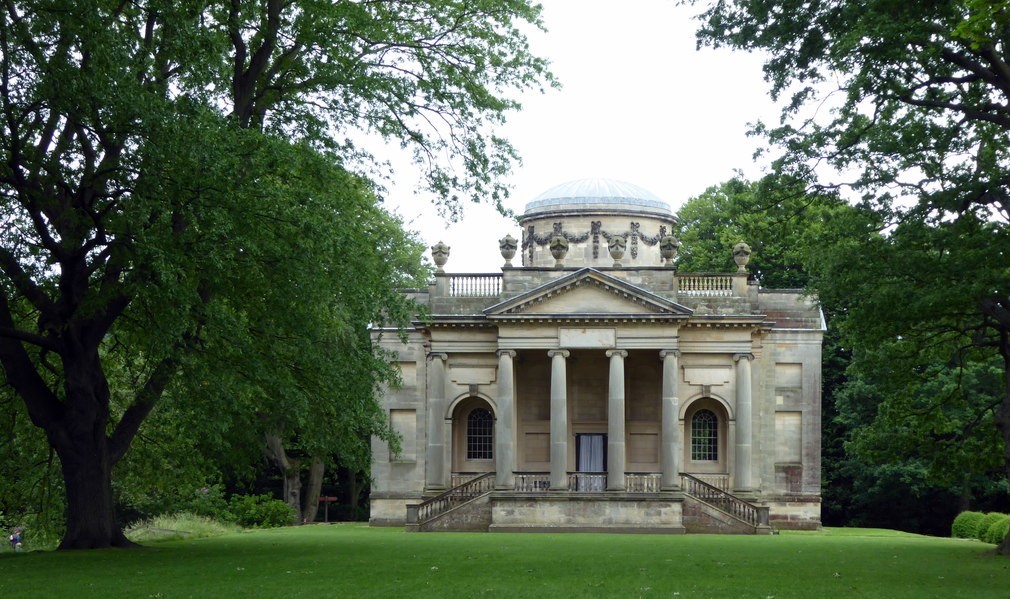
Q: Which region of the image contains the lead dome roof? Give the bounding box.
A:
[523,178,672,216]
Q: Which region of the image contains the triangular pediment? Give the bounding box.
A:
[484,268,692,320]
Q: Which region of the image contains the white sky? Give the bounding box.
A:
[386,0,780,272]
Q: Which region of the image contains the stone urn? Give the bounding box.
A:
[608,235,626,267]
[431,241,450,272]
[732,241,752,272]
[499,234,518,267]
[549,235,569,268]
[659,235,680,267]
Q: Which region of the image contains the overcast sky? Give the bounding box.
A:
[387,0,780,272]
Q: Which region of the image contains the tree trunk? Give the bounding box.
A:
[264,432,302,524]
[50,424,133,550]
[301,458,324,523]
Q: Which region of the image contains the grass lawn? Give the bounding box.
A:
[0,524,1007,598]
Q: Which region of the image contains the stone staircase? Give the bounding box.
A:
[681,473,773,534]
[406,472,495,532]
[404,472,773,534]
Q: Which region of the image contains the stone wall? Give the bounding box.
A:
[490,494,685,533]
[765,497,821,530]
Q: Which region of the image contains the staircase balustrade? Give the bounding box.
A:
[411,472,496,524]
[681,473,769,528]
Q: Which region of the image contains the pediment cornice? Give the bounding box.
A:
[483,268,692,320]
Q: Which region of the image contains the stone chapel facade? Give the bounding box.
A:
[370,179,823,533]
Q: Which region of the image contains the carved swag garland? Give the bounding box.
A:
[524,221,668,262]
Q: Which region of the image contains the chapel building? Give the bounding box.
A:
[370,179,823,533]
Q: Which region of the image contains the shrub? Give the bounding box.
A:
[227,494,295,528]
[982,514,1010,545]
[126,512,241,543]
[951,511,986,539]
[976,512,1008,542]
[181,485,233,522]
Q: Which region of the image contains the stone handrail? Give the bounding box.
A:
[681,473,769,528]
[514,472,551,492]
[678,274,733,297]
[450,472,482,488]
[449,274,502,297]
[410,472,496,524]
[569,471,607,492]
[625,472,662,493]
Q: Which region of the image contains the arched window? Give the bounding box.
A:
[466,408,494,460]
[691,409,719,461]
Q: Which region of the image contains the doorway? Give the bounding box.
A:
[576,433,606,491]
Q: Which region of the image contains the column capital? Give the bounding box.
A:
[605,349,628,359]
[547,349,570,359]
[659,349,681,359]
[496,349,517,359]
[733,352,754,362]
[427,352,448,362]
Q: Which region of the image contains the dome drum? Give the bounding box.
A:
[519,178,676,268]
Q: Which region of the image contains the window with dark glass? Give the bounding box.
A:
[691,409,718,461]
[466,408,494,460]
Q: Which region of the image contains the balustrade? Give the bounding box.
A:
[681,473,769,528]
[413,472,495,524]
[448,274,502,297]
[677,274,733,297]
[569,472,607,492]
[513,472,551,492]
[625,472,662,493]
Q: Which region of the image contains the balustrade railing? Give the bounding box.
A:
[678,274,733,297]
[681,473,769,528]
[448,274,502,297]
[625,472,662,493]
[412,472,496,524]
[513,472,551,492]
[569,472,607,492]
[690,473,729,491]
[450,472,481,488]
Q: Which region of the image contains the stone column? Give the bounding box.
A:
[734,353,754,492]
[495,350,517,490]
[548,349,570,490]
[425,352,448,492]
[660,349,681,490]
[606,349,628,491]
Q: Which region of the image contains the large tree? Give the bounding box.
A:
[0,0,553,549]
[693,0,1010,549]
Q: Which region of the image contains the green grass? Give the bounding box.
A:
[1,525,1008,598]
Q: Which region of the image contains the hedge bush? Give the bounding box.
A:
[227,494,296,528]
[982,514,1010,545]
[975,512,1007,542]
[951,511,986,539]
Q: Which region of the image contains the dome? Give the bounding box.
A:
[523,178,672,217]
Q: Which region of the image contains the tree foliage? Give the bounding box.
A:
[675,174,846,288]
[693,0,1010,547]
[0,0,552,549]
